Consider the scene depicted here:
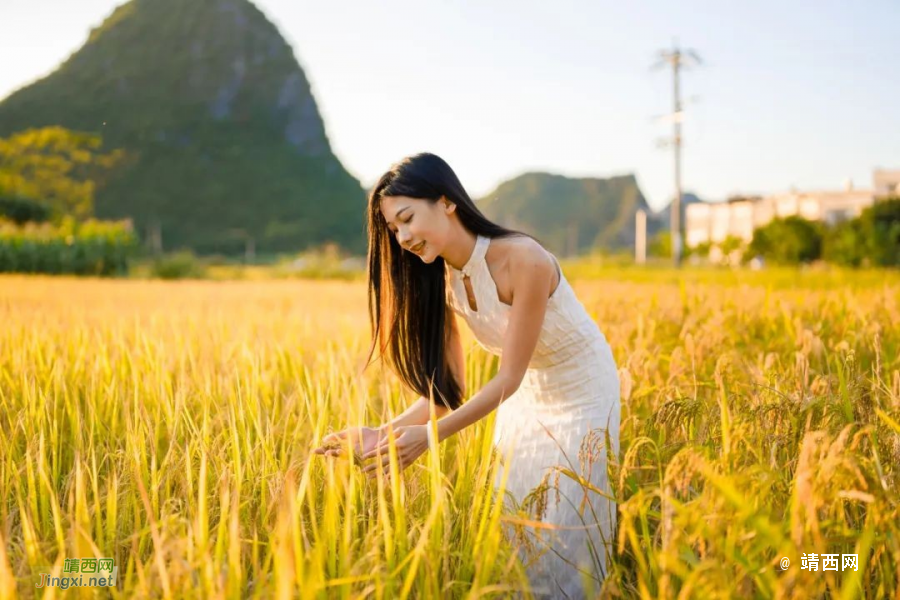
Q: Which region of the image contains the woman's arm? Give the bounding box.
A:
[429,373,519,442]
[433,246,555,443]
[378,396,445,433]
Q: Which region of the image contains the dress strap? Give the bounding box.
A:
[453,234,489,278]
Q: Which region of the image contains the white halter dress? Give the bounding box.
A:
[445,234,621,599]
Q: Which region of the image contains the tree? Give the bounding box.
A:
[688,240,711,258]
[861,197,900,267]
[0,127,122,222]
[823,218,866,267]
[649,230,672,258]
[822,198,900,268]
[719,235,745,263]
[0,195,51,224]
[746,216,823,264]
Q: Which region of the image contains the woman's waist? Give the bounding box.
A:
[526,326,613,370]
[494,396,619,434]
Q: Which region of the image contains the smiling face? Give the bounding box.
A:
[379,195,458,263]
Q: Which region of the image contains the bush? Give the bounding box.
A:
[821,197,900,268]
[746,216,823,264]
[688,241,712,258]
[275,242,364,280]
[861,197,900,267]
[823,218,867,267]
[0,195,51,224]
[149,250,208,279]
[649,231,672,258]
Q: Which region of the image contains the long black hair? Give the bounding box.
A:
[364,152,530,411]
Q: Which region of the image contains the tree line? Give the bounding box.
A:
[684,198,900,268]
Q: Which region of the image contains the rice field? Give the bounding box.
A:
[1,267,899,599]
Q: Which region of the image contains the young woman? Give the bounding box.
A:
[313,152,621,598]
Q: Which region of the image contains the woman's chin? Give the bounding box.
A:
[418,248,439,263]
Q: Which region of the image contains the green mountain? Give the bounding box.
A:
[476,172,657,256]
[0,0,365,255]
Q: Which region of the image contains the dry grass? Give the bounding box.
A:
[1,268,898,599]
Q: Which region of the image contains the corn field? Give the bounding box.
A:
[0,267,898,599]
[0,218,136,276]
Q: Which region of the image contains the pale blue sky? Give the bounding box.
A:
[3,0,899,211]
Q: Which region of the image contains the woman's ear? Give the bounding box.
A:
[441,196,457,214]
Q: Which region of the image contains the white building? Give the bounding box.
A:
[686,170,894,249]
[685,197,759,248]
[874,169,900,198]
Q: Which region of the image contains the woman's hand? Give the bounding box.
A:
[312,426,384,463]
[360,424,429,480]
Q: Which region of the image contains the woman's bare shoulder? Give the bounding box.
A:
[489,234,553,265]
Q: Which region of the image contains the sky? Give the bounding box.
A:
[2,0,899,211]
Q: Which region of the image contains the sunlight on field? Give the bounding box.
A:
[1,270,898,598]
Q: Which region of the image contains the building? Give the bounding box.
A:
[685,196,759,248]
[874,169,900,198]
[686,169,894,249]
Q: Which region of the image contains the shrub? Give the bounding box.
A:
[0,195,51,224]
[150,250,208,279]
[823,218,867,267]
[860,197,900,267]
[821,197,900,268]
[746,216,823,264]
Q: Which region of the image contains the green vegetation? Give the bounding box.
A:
[0,217,136,275]
[0,127,122,221]
[742,199,900,267]
[649,230,672,258]
[0,0,365,256]
[148,250,209,280]
[0,195,51,225]
[824,198,900,267]
[0,127,137,275]
[747,215,825,264]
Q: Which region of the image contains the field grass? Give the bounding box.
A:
[1,266,898,599]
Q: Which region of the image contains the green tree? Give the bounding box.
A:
[822,198,900,268]
[719,235,745,260]
[0,127,122,221]
[0,195,51,224]
[746,216,823,264]
[688,241,712,258]
[823,218,866,267]
[861,197,900,267]
[649,231,672,258]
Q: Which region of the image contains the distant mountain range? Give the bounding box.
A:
[0,0,694,257]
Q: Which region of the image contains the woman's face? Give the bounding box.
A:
[379,195,456,264]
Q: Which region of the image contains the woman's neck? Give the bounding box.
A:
[442,231,479,271]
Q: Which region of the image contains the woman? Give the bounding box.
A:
[313,152,621,598]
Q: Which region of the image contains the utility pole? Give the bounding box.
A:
[227,228,255,264]
[635,208,647,264]
[148,218,163,255]
[653,42,701,267]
